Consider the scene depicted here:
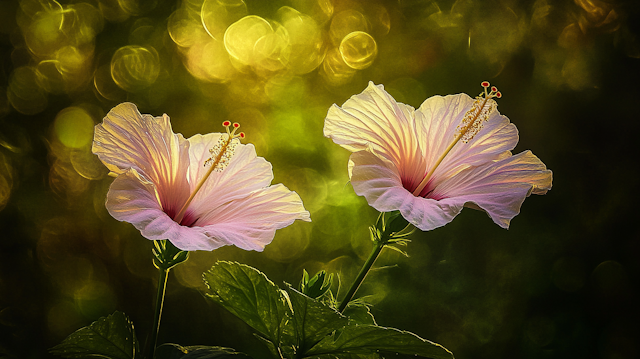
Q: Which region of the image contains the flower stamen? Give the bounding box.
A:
[174,121,245,224]
[412,82,501,196]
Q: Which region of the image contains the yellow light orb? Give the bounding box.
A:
[322,48,356,86]
[279,6,325,74]
[329,9,368,45]
[53,107,94,149]
[23,5,64,57]
[7,66,48,115]
[185,38,236,82]
[224,15,272,66]
[110,45,160,92]
[339,31,378,70]
[201,0,247,40]
[168,8,208,48]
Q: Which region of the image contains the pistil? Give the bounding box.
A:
[412,82,501,197]
[173,121,244,224]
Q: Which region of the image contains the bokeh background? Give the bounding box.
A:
[0,0,639,358]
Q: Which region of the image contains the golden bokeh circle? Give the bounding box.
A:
[225,15,290,71]
[110,45,160,92]
[7,66,48,115]
[53,107,95,149]
[94,64,126,101]
[279,6,325,74]
[23,6,65,57]
[329,9,368,45]
[339,31,378,70]
[185,38,236,83]
[71,148,107,181]
[201,0,247,40]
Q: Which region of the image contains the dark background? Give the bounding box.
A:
[0,0,639,358]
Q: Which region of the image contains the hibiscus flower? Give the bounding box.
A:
[93,103,310,251]
[324,82,552,230]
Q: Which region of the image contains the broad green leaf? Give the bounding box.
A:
[50,311,138,359]
[252,333,281,359]
[155,344,252,359]
[305,324,453,359]
[203,261,291,345]
[286,287,349,351]
[342,303,376,326]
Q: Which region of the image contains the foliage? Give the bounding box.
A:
[299,269,333,300]
[155,344,252,359]
[204,261,453,359]
[50,311,139,359]
[50,262,451,359]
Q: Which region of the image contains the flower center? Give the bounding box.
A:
[412,82,501,197]
[173,121,245,224]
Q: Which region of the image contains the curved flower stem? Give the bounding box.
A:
[147,240,188,359]
[337,240,385,313]
[148,266,169,359]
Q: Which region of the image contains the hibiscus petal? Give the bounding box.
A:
[192,184,311,251]
[324,82,425,183]
[349,150,463,230]
[433,150,553,228]
[414,94,518,191]
[106,169,180,239]
[186,133,274,220]
[93,103,191,217]
[106,169,231,250]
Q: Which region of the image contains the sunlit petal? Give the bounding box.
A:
[414,94,518,191]
[186,133,273,219]
[105,168,181,240]
[324,82,425,185]
[349,150,462,230]
[105,168,231,251]
[92,103,186,180]
[434,150,552,228]
[195,184,311,251]
[93,102,191,218]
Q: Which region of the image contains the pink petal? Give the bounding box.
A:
[433,150,553,228]
[185,133,274,221]
[106,169,181,240]
[324,82,425,184]
[413,94,518,193]
[106,169,231,251]
[93,103,191,217]
[349,150,463,230]
[192,184,311,251]
[349,149,552,231]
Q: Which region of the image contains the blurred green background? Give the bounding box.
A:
[0,0,639,358]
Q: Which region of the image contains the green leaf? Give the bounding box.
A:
[305,324,453,359]
[49,311,138,359]
[286,287,349,351]
[252,334,281,359]
[342,303,376,326]
[203,261,291,346]
[299,270,333,300]
[155,344,253,359]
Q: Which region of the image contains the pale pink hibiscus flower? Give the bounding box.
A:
[324,82,552,230]
[93,103,310,251]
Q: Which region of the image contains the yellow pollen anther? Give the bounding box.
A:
[204,122,244,171]
[412,82,501,197]
[173,121,245,224]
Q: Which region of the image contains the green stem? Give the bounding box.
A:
[337,240,385,313]
[148,266,169,359]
